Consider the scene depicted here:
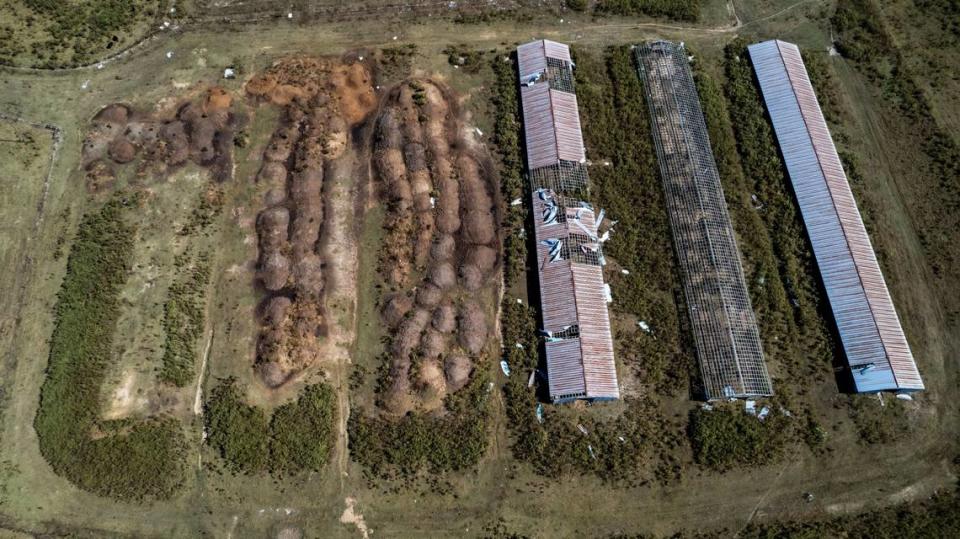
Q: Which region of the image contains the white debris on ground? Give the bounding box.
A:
[896,393,914,401]
[638,320,651,333]
[223,68,236,79]
[577,424,589,436]
[620,268,630,275]
[287,12,293,18]
[745,399,757,416]
[757,406,771,420]
[81,80,90,89]
[510,198,522,206]
[475,127,483,136]
[165,51,174,59]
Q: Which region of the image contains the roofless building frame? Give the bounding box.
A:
[636,41,774,400]
[516,39,619,403]
[749,39,923,393]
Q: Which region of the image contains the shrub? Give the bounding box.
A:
[270,383,337,474]
[205,378,269,474]
[35,197,185,500]
[158,254,210,387]
[594,0,700,22]
[688,405,791,471]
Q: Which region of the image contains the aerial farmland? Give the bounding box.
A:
[0,0,958,537]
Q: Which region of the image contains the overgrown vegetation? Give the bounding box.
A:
[594,0,700,22]
[490,53,527,289]
[158,253,210,387]
[577,45,688,395]
[205,378,337,475]
[0,0,167,68]
[349,370,492,478]
[269,382,337,475]
[34,197,185,499]
[721,39,835,379]
[688,405,791,471]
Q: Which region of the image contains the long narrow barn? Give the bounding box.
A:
[636,40,773,400]
[516,39,619,403]
[748,39,923,393]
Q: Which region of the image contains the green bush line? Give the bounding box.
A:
[594,0,700,22]
[35,197,185,500]
[205,378,337,475]
[491,53,528,290]
[578,45,689,395]
[722,40,835,371]
[158,254,211,387]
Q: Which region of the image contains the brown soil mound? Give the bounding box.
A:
[263,296,292,326]
[259,361,289,388]
[459,265,485,292]
[403,142,427,172]
[84,160,116,192]
[123,121,159,146]
[259,252,291,291]
[460,210,496,245]
[382,294,413,327]
[428,262,456,290]
[93,103,130,125]
[444,354,473,392]
[264,124,301,163]
[418,357,447,397]
[257,207,290,251]
[457,300,487,355]
[161,121,190,165]
[292,253,324,298]
[432,303,457,334]
[108,138,136,164]
[205,86,232,112]
[330,62,376,126]
[431,234,456,262]
[419,330,446,360]
[465,245,498,274]
[416,283,443,309]
[257,161,288,188]
[391,309,430,360]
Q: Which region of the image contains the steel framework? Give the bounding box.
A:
[636,41,773,399]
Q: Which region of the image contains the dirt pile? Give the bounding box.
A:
[372,79,501,415]
[81,88,239,189]
[249,57,375,388]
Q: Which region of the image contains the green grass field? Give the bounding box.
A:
[0,0,958,536]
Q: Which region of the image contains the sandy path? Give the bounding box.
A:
[321,146,362,486]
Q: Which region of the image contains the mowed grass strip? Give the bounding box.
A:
[35,196,186,500]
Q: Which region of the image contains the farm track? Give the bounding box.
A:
[0,0,823,74]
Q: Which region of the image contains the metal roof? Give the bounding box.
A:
[517,39,573,80]
[749,39,923,392]
[519,83,586,169]
[516,39,619,402]
[636,41,773,399]
[531,194,619,401]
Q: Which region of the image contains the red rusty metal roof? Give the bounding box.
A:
[531,192,619,400]
[520,83,586,169]
[517,39,573,80]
